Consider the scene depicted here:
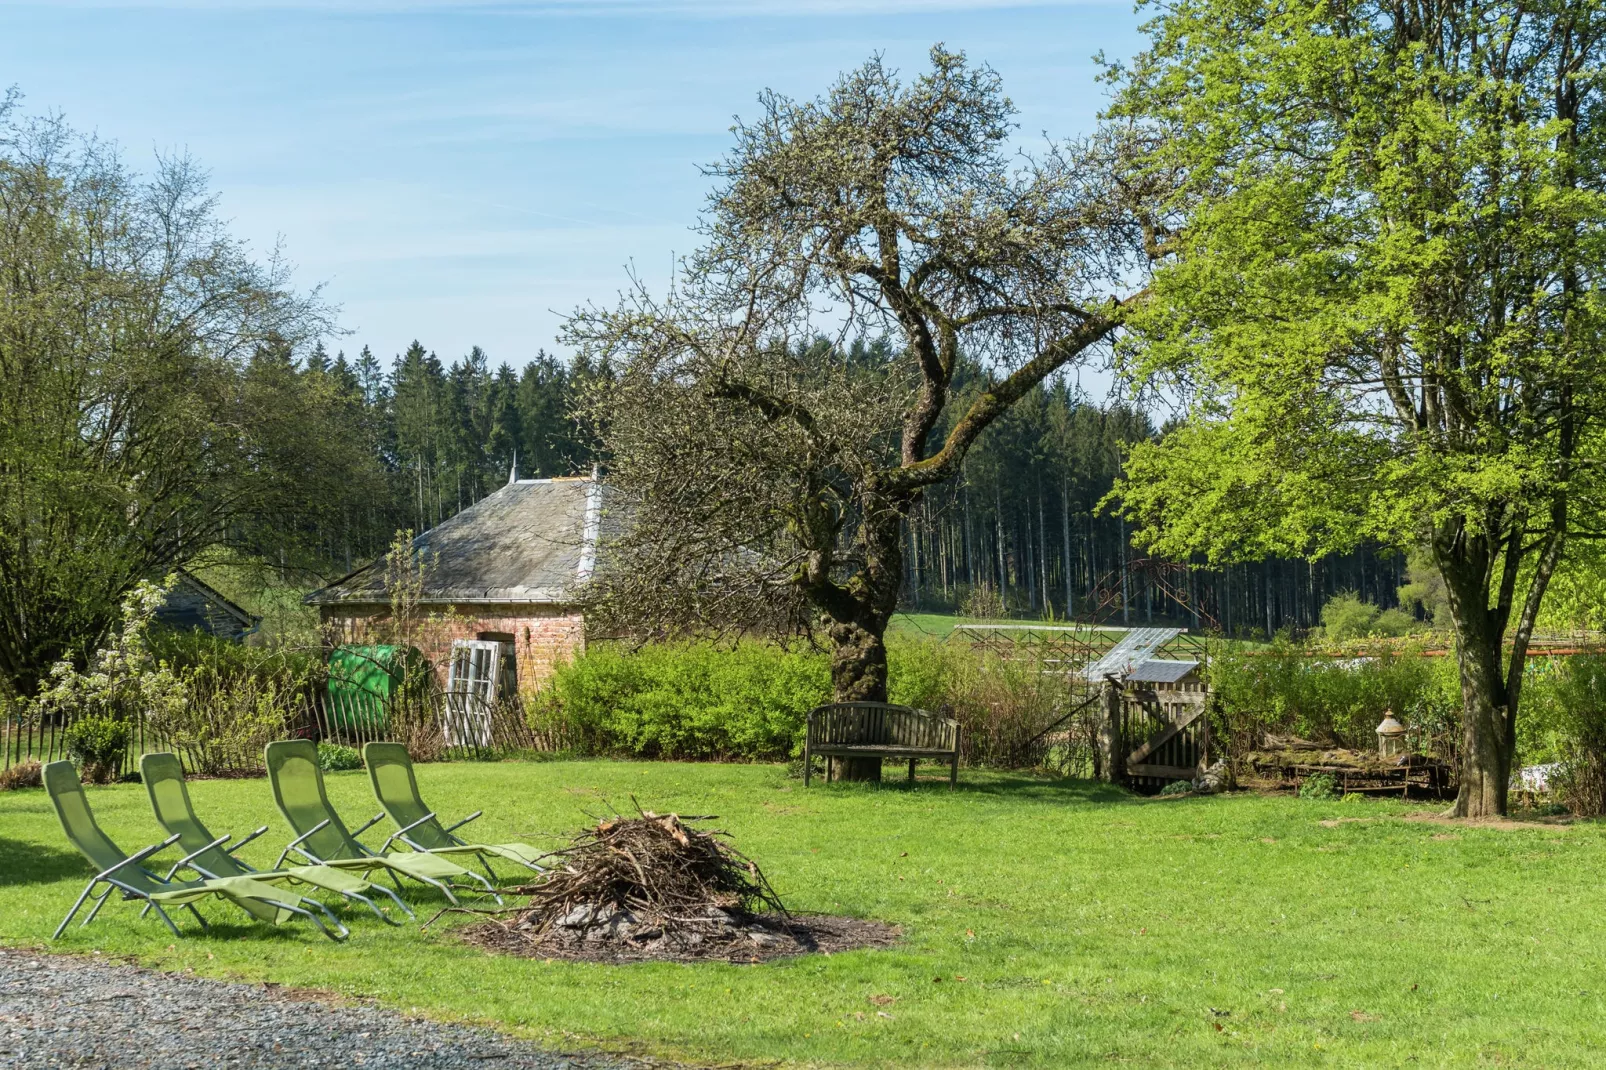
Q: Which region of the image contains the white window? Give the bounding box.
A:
[444,639,511,747]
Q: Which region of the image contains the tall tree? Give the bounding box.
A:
[487,362,523,478]
[0,97,331,693]
[1106,0,1606,815]
[569,48,1142,776]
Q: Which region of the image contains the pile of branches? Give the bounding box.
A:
[520,807,784,933]
[458,805,902,963]
[461,806,813,962]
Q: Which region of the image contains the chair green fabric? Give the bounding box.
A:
[43,760,346,940]
[363,743,544,878]
[139,752,412,922]
[263,740,498,905]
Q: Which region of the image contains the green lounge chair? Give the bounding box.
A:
[263,740,499,905]
[43,760,347,941]
[139,752,414,924]
[364,742,546,880]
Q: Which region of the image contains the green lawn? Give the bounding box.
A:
[889,610,1002,637]
[4,762,1605,1067]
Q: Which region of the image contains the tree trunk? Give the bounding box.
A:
[827,617,888,781]
[1436,534,1519,819]
[1452,643,1510,817]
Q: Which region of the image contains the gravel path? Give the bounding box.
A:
[0,948,662,1069]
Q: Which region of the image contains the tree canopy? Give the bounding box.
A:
[0,97,333,693]
[1106,0,1606,815]
[0,96,604,695]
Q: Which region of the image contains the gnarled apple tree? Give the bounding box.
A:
[567,48,1143,777]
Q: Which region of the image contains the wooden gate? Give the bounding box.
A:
[1120,681,1210,791]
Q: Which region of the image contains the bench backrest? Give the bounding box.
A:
[806,702,958,750]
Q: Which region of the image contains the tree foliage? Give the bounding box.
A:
[1105,0,1606,814]
[0,97,332,693]
[0,94,605,694]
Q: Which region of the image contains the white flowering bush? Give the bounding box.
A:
[31,577,188,781]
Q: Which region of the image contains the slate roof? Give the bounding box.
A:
[156,570,260,641]
[305,478,607,608]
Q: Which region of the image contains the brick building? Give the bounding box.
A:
[305,476,606,699]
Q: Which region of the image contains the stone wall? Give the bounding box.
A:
[318,602,585,698]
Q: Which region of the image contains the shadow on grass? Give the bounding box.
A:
[951,776,1134,803]
[53,910,362,944]
[0,837,90,887]
[810,774,1135,805]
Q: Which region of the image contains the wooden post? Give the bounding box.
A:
[1097,677,1124,783]
[950,725,960,789]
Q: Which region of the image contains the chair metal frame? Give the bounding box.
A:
[55,833,348,942]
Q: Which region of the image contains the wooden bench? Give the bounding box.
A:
[803,702,960,787]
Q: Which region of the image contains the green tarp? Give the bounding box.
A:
[325,645,423,731]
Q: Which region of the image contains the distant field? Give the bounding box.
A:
[889,612,1160,640]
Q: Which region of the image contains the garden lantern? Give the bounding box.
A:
[1376,710,1407,759]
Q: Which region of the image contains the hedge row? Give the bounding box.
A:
[525,637,1075,766]
[527,638,1606,813]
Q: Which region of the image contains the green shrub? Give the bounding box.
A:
[1297,771,1336,796]
[1320,592,1381,640]
[1209,643,1457,753]
[1159,779,1192,796]
[889,636,1103,770]
[530,641,830,761]
[1299,772,1337,800]
[895,638,1084,769]
[1319,591,1418,640]
[64,715,130,784]
[156,663,301,776]
[145,625,319,681]
[885,635,951,712]
[530,635,1081,768]
[317,742,363,771]
[1515,655,1606,816]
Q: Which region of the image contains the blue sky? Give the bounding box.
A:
[0,1,1145,371]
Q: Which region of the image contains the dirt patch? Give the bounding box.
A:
[462,911,901,964]
[1400,811,1573,831]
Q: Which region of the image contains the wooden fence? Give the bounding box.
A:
[2,659,569,779]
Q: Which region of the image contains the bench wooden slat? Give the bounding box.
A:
[804,701,960,789]
[809,745,958,756]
